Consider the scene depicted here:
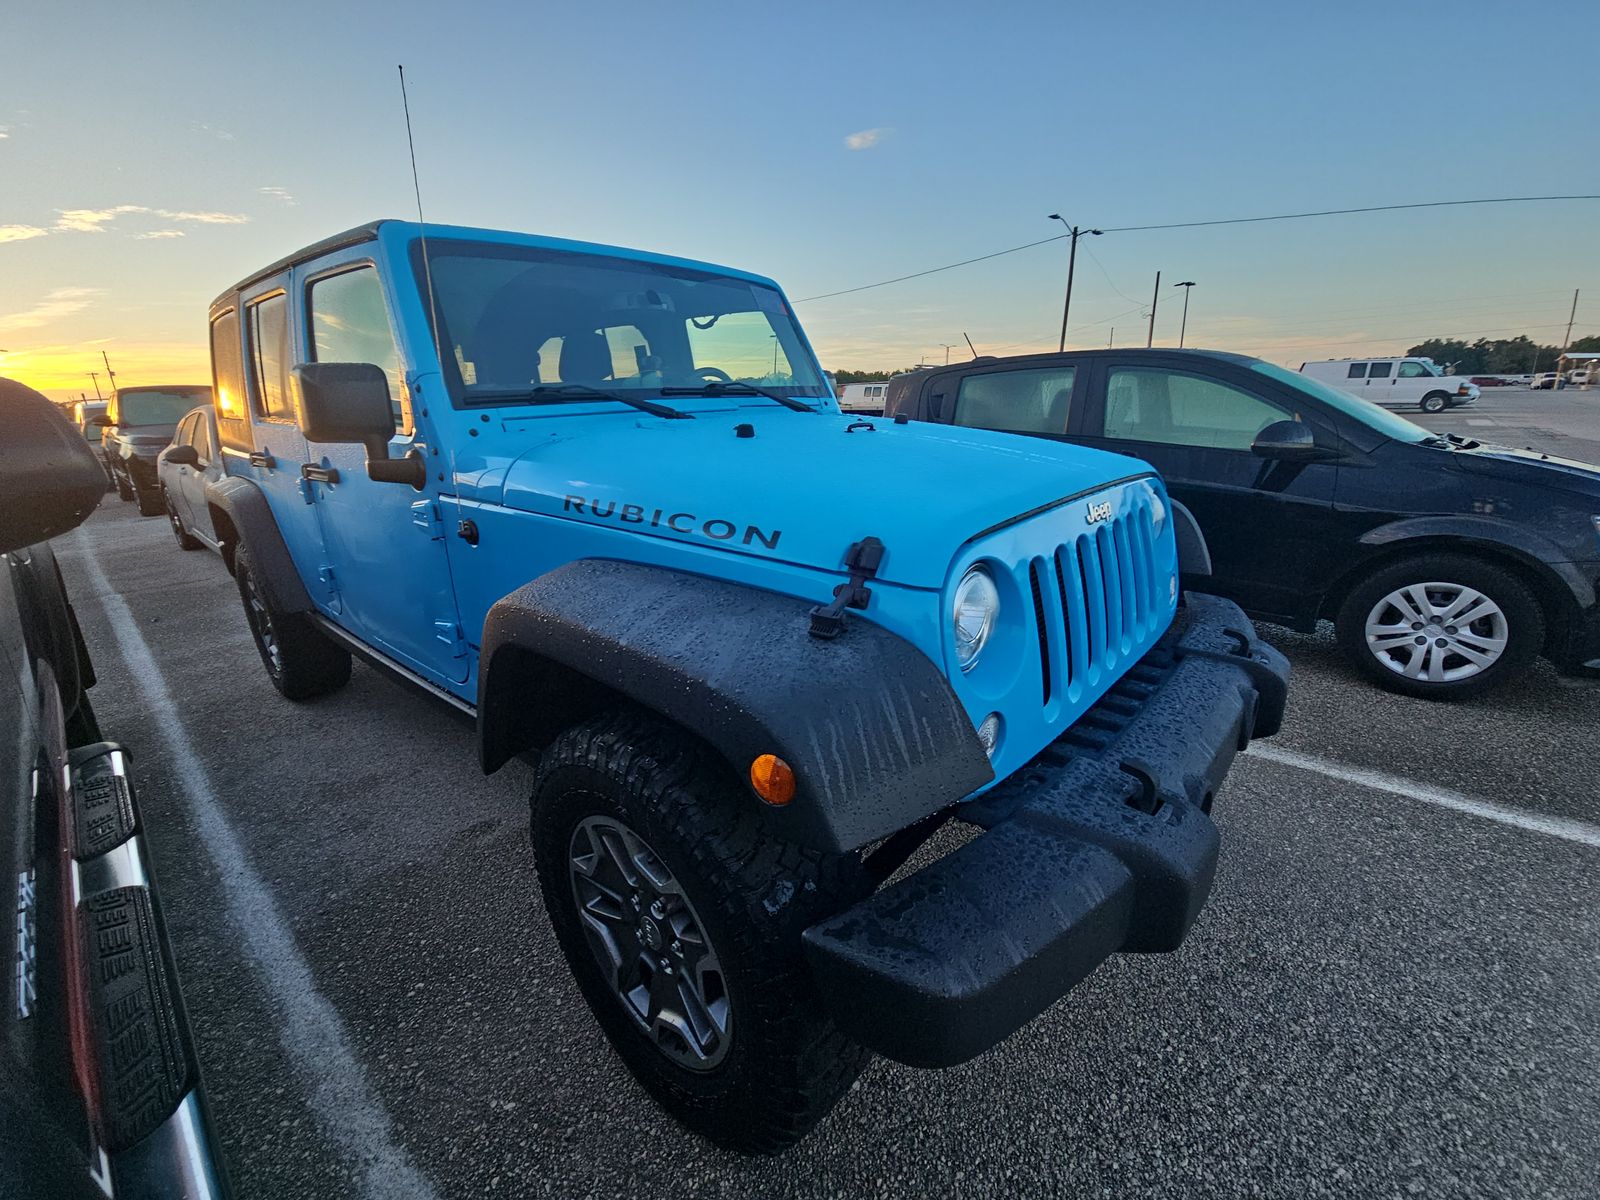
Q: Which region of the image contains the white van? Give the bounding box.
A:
[839,381,890,412]
[1299,358,1479,413]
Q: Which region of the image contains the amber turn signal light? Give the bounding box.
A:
[749,754,796,806]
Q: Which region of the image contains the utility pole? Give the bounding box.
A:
[963,332,978,359]
[101,350,117,394]
[1173,281,1196,348]
[89,371,102,399]
[1146,271,1161,347]
[1048,214,1102,352]
[939,343,958,365]
[1108,327,1114,348]
[1555,288,1579,385]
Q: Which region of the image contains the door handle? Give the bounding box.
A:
[248,450,276,469]
[300,463,340,485]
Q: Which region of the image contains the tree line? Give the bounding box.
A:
[1406,333,1600,375]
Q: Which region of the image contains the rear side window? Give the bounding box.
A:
[307,265,410,432]
[210,308,253,450]
[953,366,1076,435]
[1347,363,1367,379]
[1367,361,1393,379]
[247,293,294,421]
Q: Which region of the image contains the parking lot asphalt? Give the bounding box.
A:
[55,396,1599,1199]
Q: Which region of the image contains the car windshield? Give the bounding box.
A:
[419,240,827,406]
[1251,361,1433,444]
[118,388,209,426]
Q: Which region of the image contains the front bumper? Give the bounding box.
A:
[802,592,1288,1068]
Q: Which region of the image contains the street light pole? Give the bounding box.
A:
[1173,281,1196,348]
[939,343,958,365]
[1048,214,1102,352]
[89,371,102,400]
[1146,271,1161,347]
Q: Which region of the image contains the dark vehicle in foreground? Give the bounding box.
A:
[197,220,1288,1152]
[97,386,211,516]
[156,406,224,553]
[887,348,1600,698]
[0,379,228,1198]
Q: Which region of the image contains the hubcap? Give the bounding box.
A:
[242,570,282,675]
[1364,581,1508,683]
[568,815,731,1071]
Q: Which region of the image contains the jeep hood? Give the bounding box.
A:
[483,410,1155,588]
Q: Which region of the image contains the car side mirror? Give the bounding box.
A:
[88,413,112,427]
[164,443,200,467]
[0,379,106,554]
[1251,419,1328,461]
[291,363,424,488]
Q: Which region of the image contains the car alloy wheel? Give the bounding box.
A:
[568,814,732,1071]
[1363,581,1508,683]
[240,565,283,677]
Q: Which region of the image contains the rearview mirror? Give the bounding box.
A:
[0,379,106,554]
[1251,420,1327,462]
[163,443,200,467]
[291,363,424,488]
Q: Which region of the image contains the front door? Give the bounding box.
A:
[291,252,468,685]
[180,412,224,539]
[1077,360,1341,622]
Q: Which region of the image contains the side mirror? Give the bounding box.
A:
[291,363,424,488]
[163,443,200,467]
[88,413,112,427]
[1251,419,1328,462]
[0,379,106,554]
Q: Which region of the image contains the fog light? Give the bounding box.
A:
[749,754,796,805]
[976,713,1002,758]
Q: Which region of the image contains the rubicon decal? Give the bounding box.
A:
[563,496,782,550]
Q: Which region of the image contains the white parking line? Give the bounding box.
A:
[1465,418,1495,426]
[73,534,441,1200]
[1248,744,1600,849]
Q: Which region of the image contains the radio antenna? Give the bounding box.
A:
[399,65,445,373]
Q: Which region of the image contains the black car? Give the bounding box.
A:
[0,378,228,1198]
[886,349,1600,698]
[97,386,212,517]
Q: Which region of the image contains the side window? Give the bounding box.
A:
[306,265,410,431]
[685,310,798,383]
[603,324,650,382]
[192,416,213,465]
[246,293,293,421]
[173,413,194,448]
[1103,369,1285,451]
[210,308,251,450]
[1397,361,1429,379]
[1367,361,1393,379]
[953,366,1076,435]
[1347,362,1367,379]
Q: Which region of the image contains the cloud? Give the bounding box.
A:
[0,224,48,244]
[0,287,105,333]
[258,186,297,206]
[844,127,892,151]
[55,204,148,232]
[136,229,185,240]
[156,209,249,224]
[0,126,9,140]
[194,122,236,142]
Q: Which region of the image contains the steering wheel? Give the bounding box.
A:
[695,366,733,384]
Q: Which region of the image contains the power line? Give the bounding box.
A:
[792,195,1600,304]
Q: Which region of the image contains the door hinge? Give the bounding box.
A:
[809,536,886,639]
[298,476,316,505]
[433,619,467,657]
[410,498,445,539]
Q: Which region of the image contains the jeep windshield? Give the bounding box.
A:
[114,387,210,426]
[419,240,829,409]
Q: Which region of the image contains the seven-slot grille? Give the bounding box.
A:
[1025,494,1163,706]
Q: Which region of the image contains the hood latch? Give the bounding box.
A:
[809,536,886,639]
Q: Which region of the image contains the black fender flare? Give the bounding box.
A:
[478,559,995,854]
[1353,515,1592,609]
[203,476,313,613]
[1169,498,1213,577]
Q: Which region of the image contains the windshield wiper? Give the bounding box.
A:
[523,383,693,420]
[660,381,821,413]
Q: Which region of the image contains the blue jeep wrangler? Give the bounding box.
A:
[200,221,1288,1153]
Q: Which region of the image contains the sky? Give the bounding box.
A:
[3,0,1598,402]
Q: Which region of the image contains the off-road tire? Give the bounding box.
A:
[530,709,872,1155]
[165,490,201,550]
[233,544,351,701]
[134,483,164,517]
[115,471,134,502]
[1420,391,1450,414]
[1336,553,1544,699]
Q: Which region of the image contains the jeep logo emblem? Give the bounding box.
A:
[1085,501,1113,525]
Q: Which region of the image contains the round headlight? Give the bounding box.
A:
[952,566,1000,672]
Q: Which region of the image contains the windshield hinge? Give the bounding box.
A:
[434,619,467,657]
[410,498,445,540]
[809,537,886,640]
